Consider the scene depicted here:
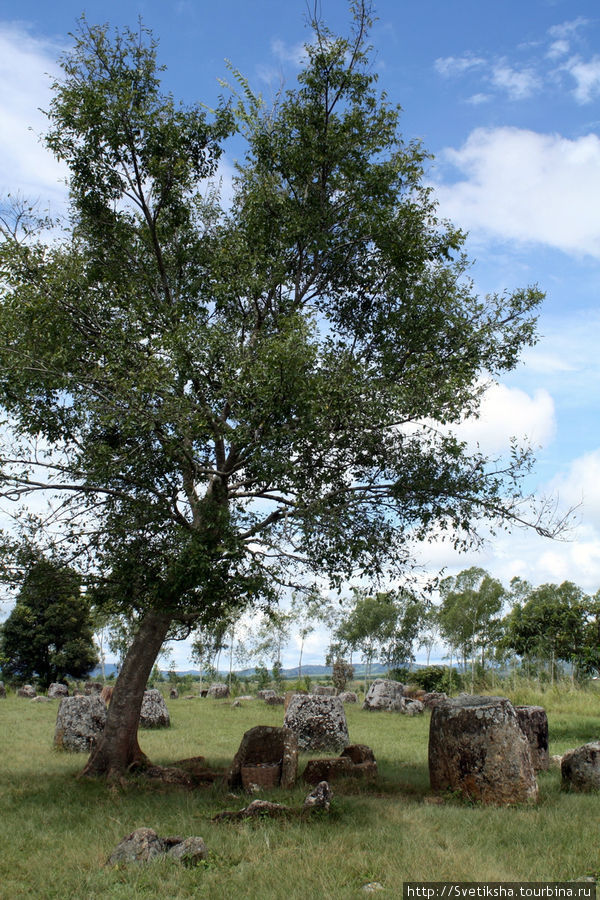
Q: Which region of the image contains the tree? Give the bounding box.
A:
[438,567,505,691]
[0,554,97,688]
[502,580,588,683]
[0,5,564,777]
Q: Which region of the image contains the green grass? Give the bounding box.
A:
[0,688,599,898]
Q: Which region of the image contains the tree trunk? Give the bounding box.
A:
[81,610,171,779]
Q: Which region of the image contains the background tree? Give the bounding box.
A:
[438,567,505,691]
[502,580,588,683]
[0,5,564,777]
[0,554,97,688]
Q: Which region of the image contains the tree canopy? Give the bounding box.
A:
[0,3,564,774]
[0,554,97,688]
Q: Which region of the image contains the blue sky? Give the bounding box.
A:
[1,0,599,668]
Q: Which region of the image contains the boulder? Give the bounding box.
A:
[17,685,36,698]
[139,689,170,729]
[303,780,332,812]
[363,679,405,711]
[169,687,179,699]
[422,691,448,709]
[283,694,349,752]
[561,742,600,791]
[226,725,298,789]
[404,698,425,716]
[264,694,284,705]
[311,685,336,696]
[84,682,104,695]
[107,828,207,866]
[428,695,538,804]
[54,695,107,752]
[338,691,358,704]
[47,683,69,699]
[207,682,229,699]
[257,689,277,700]
[515,705,549,771]
[341,744,376,765]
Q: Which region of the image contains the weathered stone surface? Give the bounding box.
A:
[404,699,425,716]
[303,757,354,784]
[84,682,104,695]
[47,683,69,699]
[107,828,207,866]
[169,687,179,699]
[257,689,276,700]
[515,705,549,771]
[338,691,358,704]
[561,742,600,791]
[213,799,291,822]
[311,684,336,696]
[139,689,170,729]
[341,744,375,765]
[284,690,306,712]
[208,682,230,699]
[303,780,332,812]
[31,696,52,702]
[363,679,405,711]
[284,694,349,752]
[166,836,208,865]
[428,695,538,804]
[422,692,448,709]
[264,694,284,705]
[108,828,165,864]
[0,682,6,698]
[17,685,36,698]
[54,695,107,752]
[226,725,298,789]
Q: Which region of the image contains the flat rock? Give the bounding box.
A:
[107,828,165,864]
[284,694,349,752]
[338,691,358,703]
[47,683,69,698]
[17,685,36,698]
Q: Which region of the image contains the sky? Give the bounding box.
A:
[0,0,599,670]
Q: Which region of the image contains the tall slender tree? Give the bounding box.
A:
[0,4,565,777]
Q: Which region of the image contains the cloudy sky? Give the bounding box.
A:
[1,0,599,668]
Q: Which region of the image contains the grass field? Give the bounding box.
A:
[0,684,599,899]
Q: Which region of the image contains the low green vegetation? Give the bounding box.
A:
[1,683,599,898]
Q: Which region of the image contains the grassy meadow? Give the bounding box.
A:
[0,683,599,899]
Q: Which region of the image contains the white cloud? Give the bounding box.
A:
[563,55,600,104]
[550,450,600,531]
[491,64,541,100]
[434,55,485,77]
[548,18,589,40]
[466,93,491,106]
[0,23,67,209]
[547,39,570,60]
[434,127,600,258]
[271,38,307,67]
[453,382,556,456]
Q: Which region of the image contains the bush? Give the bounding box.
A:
[410,665,462,693]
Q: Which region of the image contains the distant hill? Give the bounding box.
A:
[91,661,423,679]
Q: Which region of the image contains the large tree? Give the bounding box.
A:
[0,554,97,688]
[0,4,564,777]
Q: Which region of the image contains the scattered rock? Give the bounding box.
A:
[311,685,336,696]
[284,694,349,752]
[264,694,284,705]
[257,690,277,700]
[561,742,600,792]
[363,679,405,711]
[238,695,255,701]
[404,699,425,716]
[47,683,69,699]
[213,799,291,822]
[362,883,385,893]
[107,828,207,866]
[84,682,104,695]
[226,725,298,790]
[207,683,230,699]
[54,695,107,752]
[139,689,170,728]
[341,744,376,765]
[169,687,179,699]
[338,691,358,704]
[428,695,538,805]
[303,780,332,812]
[31,696,52,703]
[231,699,242,708]
[515,705,549,771]
[17,685,36,698]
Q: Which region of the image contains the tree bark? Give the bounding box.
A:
[81,610,171,778]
